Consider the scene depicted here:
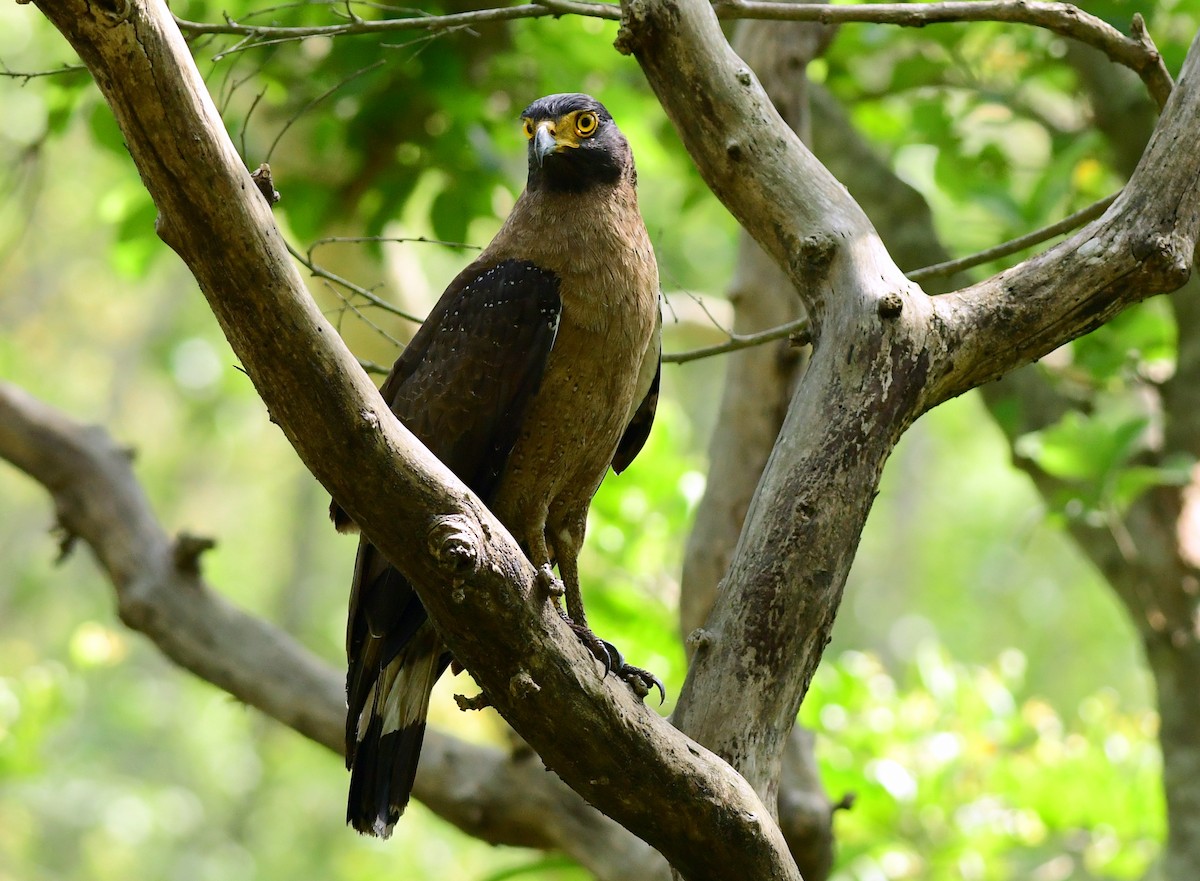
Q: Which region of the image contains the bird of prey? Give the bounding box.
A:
[331,93,662,838]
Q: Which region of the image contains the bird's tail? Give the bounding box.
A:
[346,627,448,838]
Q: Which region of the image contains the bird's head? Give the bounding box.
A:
[520,93,633,193]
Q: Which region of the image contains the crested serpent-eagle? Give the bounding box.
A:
[330,93,663,838]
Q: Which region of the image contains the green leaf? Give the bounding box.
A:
[1111,456,1195,511]
[1016,411,1147,484]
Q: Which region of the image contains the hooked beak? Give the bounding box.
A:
[533,122,558,167]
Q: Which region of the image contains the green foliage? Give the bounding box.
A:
[1016,407,1192,521]
[3,2,1200,880]
[0,664,74,780]
[1011,297,1191,522]
[805,648,1162,881]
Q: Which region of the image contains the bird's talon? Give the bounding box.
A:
[619,665,664,704]
[598,639,664,704]
[537,563,565,598]
[567,622,612,673]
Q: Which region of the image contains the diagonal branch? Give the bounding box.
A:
[173,3,619,41]
[906,193,1117,283]
[0,380,667,881]
[31,2,791,878]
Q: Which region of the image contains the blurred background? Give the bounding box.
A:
[1,1,1195,879]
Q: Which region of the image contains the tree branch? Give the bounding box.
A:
[0,380,668,881]
[173,1,1170,109]
[622,0,932,835]
[906,193,1117,283]
[929,32,1200,402]
[664,189,1117,366]
[31,2,790,878]
[663,316,809,365]
[620,0,1200,846]
[677,12,832,878]
[173,3,620,43]
[713,1,1171,109]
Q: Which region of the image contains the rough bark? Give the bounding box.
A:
[620,0,1200,827]
[32,3,793,879]
[679,9,828,647]
[806,38,1200,879]
[677,11,836,877]
[0,381,669,881]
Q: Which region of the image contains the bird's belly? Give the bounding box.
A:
[489,317,650,540]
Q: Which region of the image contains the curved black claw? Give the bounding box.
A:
[600,639,665,705]
[565,618,612,673]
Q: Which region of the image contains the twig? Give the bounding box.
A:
[240,86,268,159]
[664,316,809,365]
[285,239,422,323]
[670,192,1117,364]
[264,59,384,162]
[307,234,480,256]
[175,1,1171,108]
[173,3,619,44]
[906,192,1118,282]
[0,63,88,80]
[358,357,391,375]
[319,277,407,348]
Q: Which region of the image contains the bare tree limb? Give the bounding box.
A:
[32,2,793,878]
[619,0,1200,832]
[622,0,935,817]
[0,380,669,881]
[678,11,832,878]
[172,1,1169,109]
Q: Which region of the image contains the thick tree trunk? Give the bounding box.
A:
[623,0,1200,844]
[677,12,836,877]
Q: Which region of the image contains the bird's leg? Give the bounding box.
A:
[526,529,608,666]
[527,531,565,599]
[555,527,664,704]
[553,535,611,672]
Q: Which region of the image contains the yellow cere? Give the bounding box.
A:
[520,110,600,148]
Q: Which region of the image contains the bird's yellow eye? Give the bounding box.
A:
[522,118,535,139]
[575,111,598,137]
